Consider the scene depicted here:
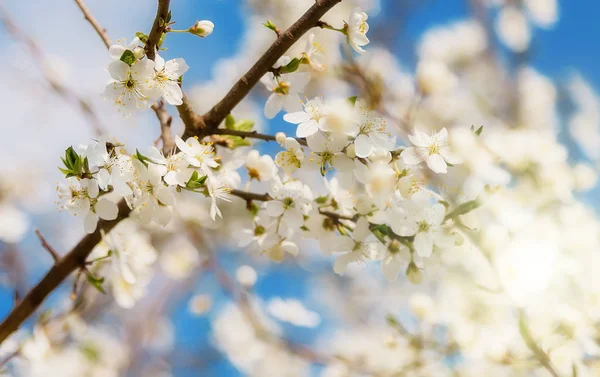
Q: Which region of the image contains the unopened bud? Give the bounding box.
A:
[133,46,145,59]
[406,262,423,284]
[275,132,286,146]
[189,20,215,38]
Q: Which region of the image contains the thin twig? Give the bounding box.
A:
[73,0,111,49]
[0,200,131,344]
[34,229,60,263]
[209,128,307,146]
[151,100,175,154]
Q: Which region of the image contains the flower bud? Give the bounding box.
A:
[275,132,286,146]
[406,262,423,284]
[189,20,215,38]
[133,46,145,59]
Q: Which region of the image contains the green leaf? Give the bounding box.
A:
[86,274,106,294]
[263,20,278,33]
[471,124,484,136]
[134,149,151,167]
[186,171,208,189]
[225,114,236,129]
[347,96,358,106]
[135,32,149,44]
[119,50,135,66]
[315,196,329,204]
[280,58,301,74]
[166,10,172,24]
[445,199,480,220]
[234,120,254,132]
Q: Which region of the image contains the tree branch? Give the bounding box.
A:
[144,0,170,61]
[0,0,345,346]
[73,0,111,49]
[197,0,343,131]
[0,201,130,344]
[208,128,307,146]
[151,100,175,154]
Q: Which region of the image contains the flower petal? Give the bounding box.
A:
[401,147,428,165]
[426,154,448,173]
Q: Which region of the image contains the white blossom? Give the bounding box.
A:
[347,8,370,54]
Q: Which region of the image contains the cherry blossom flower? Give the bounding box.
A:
[302,33,326,72]
[108,36,142,60]
[401,128,462,174]
[245,150,277,182]
[347,8,370,54]
[333,217,384,275]
[150,53,189,105]
[104,59,157,115]
[283,97,325,138]
[146,146,194,187]
[307,132,353,175]
[275,137,304,175]
[261,59,310,119]
[388,201,449,258]
[132,160,174,226]
[175,136,219,175]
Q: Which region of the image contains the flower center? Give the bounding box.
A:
[247,167,261,181]
[283,197,295,208]
[254,225,265,236]
[274,81,290,95]
[418,221,430,233]
[125,78,135,89]
[427,142,440,155]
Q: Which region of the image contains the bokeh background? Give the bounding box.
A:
[0,0,599,376]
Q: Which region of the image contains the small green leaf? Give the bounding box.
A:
[234,120,254,132]
[263,20,278,33]
[225,114,236,129]
[135,32,149,43]
[280,58,301,74]
[186,171,208,189]
[347,96,358,106]
[166,10,172,24]
[445,199,480,220]
[248,202,259,216]
[119,50,135,66]
[86,274,106,295]
[134,149,151,167]
[315,196,329,204]
[471,124,484,136]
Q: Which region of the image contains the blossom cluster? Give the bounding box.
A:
[57,134,226,233]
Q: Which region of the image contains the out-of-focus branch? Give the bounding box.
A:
[0,201,131,344]
[73,0,111,49]
[34,229,60,263]
[0,5,106,136]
